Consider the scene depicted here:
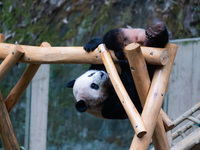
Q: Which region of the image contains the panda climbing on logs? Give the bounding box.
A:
[66,22,169,119]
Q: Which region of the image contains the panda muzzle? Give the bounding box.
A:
[75,100,88,112]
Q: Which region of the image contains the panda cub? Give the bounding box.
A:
[67,22,169,119]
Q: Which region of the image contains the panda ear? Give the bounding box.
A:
[66,79,76,88]
[75,100,88,112]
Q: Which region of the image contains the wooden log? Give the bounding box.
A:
[124,43,150,106]
[160,109,175,131]
[187,116,200,124]
[125,43,170,150]
[5,42,51,113]
[130,43,178,150]
[172,114,200,140]
[0,45,24,81]
[0,43,168,65]
[0,34,5,43]
[0,91,20,150]
[124,43,175,132]
[124,44,175,132]
[173,102,200,127]
[152,115,170,150]
[140,47,169,66]
[171,128,200,150]
[98,44,147,138]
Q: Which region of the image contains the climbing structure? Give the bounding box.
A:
[0,32,199,149]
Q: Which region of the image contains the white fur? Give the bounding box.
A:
[73,70,110,108]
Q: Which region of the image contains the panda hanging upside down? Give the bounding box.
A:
[66,22,169,119]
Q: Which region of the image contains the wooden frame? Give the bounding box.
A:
[0,32,179,149]
[130,43,178,150]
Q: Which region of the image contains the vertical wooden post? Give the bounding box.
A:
[98,44,147,138]
[0,91,20,150]
[5,42,51,113]
[125,43,170,150]
[0,45,24,81]
[130,43,178,150]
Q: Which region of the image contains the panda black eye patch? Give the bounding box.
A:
[90,83,99,90]
[88,72,95,77]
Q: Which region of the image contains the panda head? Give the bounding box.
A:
[66,70,110,116]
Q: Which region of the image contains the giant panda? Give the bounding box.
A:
[67,22,169,119]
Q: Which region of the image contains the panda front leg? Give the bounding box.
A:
[84,38,103,52]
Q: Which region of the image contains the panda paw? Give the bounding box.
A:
[144,22,169,47]
[84,38,103,52]
[146,22,166,39]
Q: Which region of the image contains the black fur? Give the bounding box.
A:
[103,29,125,60]
[84,38,103,52]
[144,22,169,48]
[68,22,169,119]
[101,60,142,119]
[76,100,88,112]
[66,79,76,88]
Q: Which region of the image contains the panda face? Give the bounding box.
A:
[73,70,110,109]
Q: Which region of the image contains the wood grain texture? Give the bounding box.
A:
[0,34,5,43]
[99,44,146,138]
[0,91,20,150]
[0,45,24,81]
[0,43,168,65]
[125,43,170,150]
[130,43,178,150]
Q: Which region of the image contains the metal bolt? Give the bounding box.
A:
[150,52,153,56]
[135,124,138,128]
[12,51,14,54]
[27,57,30,60]
[99,50,101,53]
[131,67,135,71]
[95,55,98,58]
[161,93,164,96]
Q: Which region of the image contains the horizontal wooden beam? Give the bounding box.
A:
[0,43,168,65]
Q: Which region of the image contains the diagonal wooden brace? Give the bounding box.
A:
[130,43,178,150]
[0,45,24,81]
[98,44,146,138]
[5,42,51,113]
[0,91,20,150]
